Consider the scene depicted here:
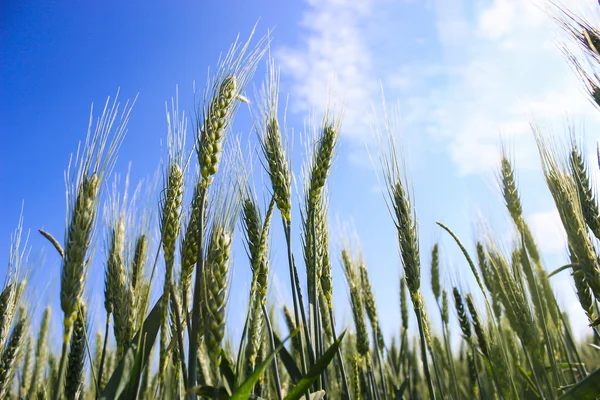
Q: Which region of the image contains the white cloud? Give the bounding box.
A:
[276,0,379,142]
[433,0,470,47]
[527,209,567,254]
[274,0,600,343]
[407,0,600,175]
[477,0,540,40]
[278,0,600,174]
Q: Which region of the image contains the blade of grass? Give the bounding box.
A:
[99,295,163,400]
[559,368,600,400]
[226,326,300,400]
[284,330,346,400]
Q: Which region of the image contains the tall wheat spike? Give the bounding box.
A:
[188,30,267,394]
[379,105,437,400]
[203,179,240,380]
[242,194,269,373]
[56,93,134,400]
[0,311,26,398]
[535,128,600,316]
[158,96,186,387]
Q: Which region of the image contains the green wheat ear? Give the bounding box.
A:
[29,306,50,397]
[569,139,600,239]
[202,178,240,378]
[61,94,134,332]
[20,334,33,396]
[341,248,370,359]
[535,127,600,313]
[64,304,87,400]
[554,5,600,61]
[319,213,334,312]
[360,261,384,351]
[258,59,292,223]
[180,180,202,304]
[465,294,488,358]
[205,223,233,376]
[307,121,339,208]
[62,173,100,330]
[453,288,471,341]
[242,192,275,374]
[430,243,440,301]
[158,96,187,389]
[242,196,264,371]
[196,32,267,189]
[158,164,184,381]
[160,162,184,277]
[441,289,449,326]
[0,283,18,352]
[400,276,409,331]
[104,217,129,355]
[130,233,148,290]
[467,352,479,399]
[0,311,26,399]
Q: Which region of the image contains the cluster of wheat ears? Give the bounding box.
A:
[5,5,600,400]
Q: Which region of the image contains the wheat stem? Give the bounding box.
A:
[261,304,282,400]
[53,331,71,400]
[283,221,311,376]
[96,313,110,397]
[170,285,189,389]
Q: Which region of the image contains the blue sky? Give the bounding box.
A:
[2,0,600,350]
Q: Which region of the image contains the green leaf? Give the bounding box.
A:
[284,330,346,400]
[121,331,147,399]
[196,354,209,387]
[547,362,585,371]
[590,317,600,327]
[516,363,541,399]
[559,368,600,400]
[235,300,252,387]
[230,326,300,400]
[99,296,163,400]
[548,263,580,278]
[274,332,302,384]
[394,379,409,400]
[220,354,235,395]
[186,385,229,399]
[588,343,600,351]
[436,222,486,296]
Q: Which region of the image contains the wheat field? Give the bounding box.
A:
[3,4,600,400]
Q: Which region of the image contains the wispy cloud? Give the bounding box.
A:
[274,0,600,340]
[405,0,600,175]
[277,0,600,175]
[276,0,379,142]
